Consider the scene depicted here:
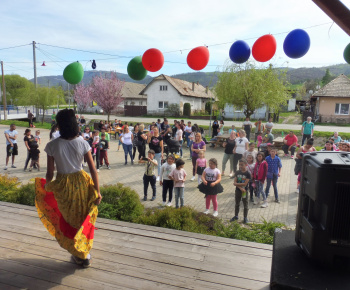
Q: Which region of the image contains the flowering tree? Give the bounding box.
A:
[90,72,124,122]
[74,83,92,112]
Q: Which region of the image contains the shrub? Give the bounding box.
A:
[0,175,35,205]
[165,103,181,117]
[98,183,144,222]
[183,103,191,117]
[15,183,36,206]
[205,102,211,114]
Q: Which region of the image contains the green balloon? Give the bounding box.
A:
[63,61,84,84]
[127,56,148,81]
[344,43,350,64]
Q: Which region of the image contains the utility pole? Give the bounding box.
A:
[33,41,38,118]
[1,61,7,120]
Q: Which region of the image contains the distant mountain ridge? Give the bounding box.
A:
[32,63,350,88]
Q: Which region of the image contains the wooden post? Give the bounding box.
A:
[1,61,7,120]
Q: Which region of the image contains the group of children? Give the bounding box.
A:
[27,130,41,171]
[140,143,282,223]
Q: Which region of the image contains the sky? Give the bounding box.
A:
[0,0,349,80]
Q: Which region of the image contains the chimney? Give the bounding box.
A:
[205,86,209,94]
[192,82,195,91]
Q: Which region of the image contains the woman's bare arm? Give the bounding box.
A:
[85,151,102,205]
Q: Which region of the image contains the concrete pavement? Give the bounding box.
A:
[1,124,299,226]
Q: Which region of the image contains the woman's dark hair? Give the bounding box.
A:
[191,126,197,132]
[256,151,265,161]
[56,109,79,139]
[49,125,57,139]
[209,158,218,167]
[176,159,185,168]
[24,129,31,135]
[306,138,314,146]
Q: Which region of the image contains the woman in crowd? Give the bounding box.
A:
[190,132,206,181]
[137,124,148,160]
[120,125,134,165]
[36,109,101,268]
[222,131,236,177]
[219,120,224,135]
[233,129,249,173]
[147,127,163,181]
[132,124,139,161]
[23,128,36,171]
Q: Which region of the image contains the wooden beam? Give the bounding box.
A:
[312,0,350,36]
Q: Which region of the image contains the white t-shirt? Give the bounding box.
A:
[204,167,221,182]
[121,132,133,145]
[45,137,91,174]
[160,162,176,181]
[235,137,249,155]
[184,126,192,133]
[176,129,183,141]
[4,129,18,145]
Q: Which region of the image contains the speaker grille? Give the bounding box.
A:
[331,182,350,246]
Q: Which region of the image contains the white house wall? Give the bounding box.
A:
[224,104,267,119]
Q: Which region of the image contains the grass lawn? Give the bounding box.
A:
[0,120,52,130]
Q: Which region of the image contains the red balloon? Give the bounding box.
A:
[252,35,277,62]
[187,46,210,71]
[142,48,164,72]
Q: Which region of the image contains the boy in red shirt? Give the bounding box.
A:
[282,131,299,158]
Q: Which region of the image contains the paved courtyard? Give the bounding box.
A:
[1,124,299,227]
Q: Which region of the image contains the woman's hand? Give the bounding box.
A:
[95,192,102,205]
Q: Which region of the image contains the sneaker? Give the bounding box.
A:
[92,153,96,156]
[230,216,238,222]
[124,162,127,165]
[291,155,294,159]
[4,166,7,170]
[131,161,134,165]
[243,217,249,224]
[143,196,147,201]
[203,209,209,214]
[191,176,196,181]
[229,173,233,177]
[156,176,160,182]
[82,255,91,268]
[11,165,16,168]
[166,202,172,207]
[71,255,83,266]
[162,201,166,206]
[96,169,99,172]
[275,199,280,203]
[151,196,156,201]
[253,197,260,205]
[284,154,289,157]
[213,211,218,217]
[107,166,111,170]
[261,202,268,208]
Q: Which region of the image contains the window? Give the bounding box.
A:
[139,101,143,106]
[335,103,349,115]
[158,101,169,109]
[160,85,168,91]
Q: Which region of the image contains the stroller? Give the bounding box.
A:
[163,138,181,164]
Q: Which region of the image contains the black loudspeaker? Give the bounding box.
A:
[295,151,350,266]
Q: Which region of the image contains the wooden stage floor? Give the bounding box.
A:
[0,201,272,289]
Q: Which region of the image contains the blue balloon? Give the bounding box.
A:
[229,40,251,64]
[283,29,310,59]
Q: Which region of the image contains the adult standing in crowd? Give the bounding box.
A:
[132,124,139,161]
[137,124,148,160]
[23,128,36,171]
[219,120,224,134]
[301,116,314,146]
[222,131,236,177]
[120,125,134,165]
[28,110,34,128]
[190,132,206,181]
[265,117,274,133]
[4,124,18,170]
[175,122,183,158]
[147,127,163,181]
[254,119,265,142]
[233,129,249,173]
[188,126,197,160]
[36,108,101,268]
[184,121,192,147]
[212,118,219,138]
[242,117,252,141]
[282,131,298,158]
[161,119,172,144]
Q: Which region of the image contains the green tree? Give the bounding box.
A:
[29,86,66,123]
[183,103,191,116]
[0,75,34,106]
[321,69,334,86]
[215,62,290,118]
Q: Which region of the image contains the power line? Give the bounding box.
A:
[0,43,31,51]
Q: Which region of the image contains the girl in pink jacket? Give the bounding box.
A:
[253,152,268,208]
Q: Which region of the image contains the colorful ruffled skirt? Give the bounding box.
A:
[35,170,98,260]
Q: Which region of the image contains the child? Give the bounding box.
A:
[243,142,257,160]
[198,158,223,217]
[169,159,187,208]
[28,143,40,171]
[139,149,158,201]
[265,147,282,203]
[253,152,268,208]
[257,132,263,149]
[231,159,251,223]
[246,154,256,203]
[99,133,110,169]
[195,151,207,185]
[34,130,41,145]
[91,130,100,156]
[160,155,176,206]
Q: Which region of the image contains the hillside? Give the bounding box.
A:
[32,63,350,88]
